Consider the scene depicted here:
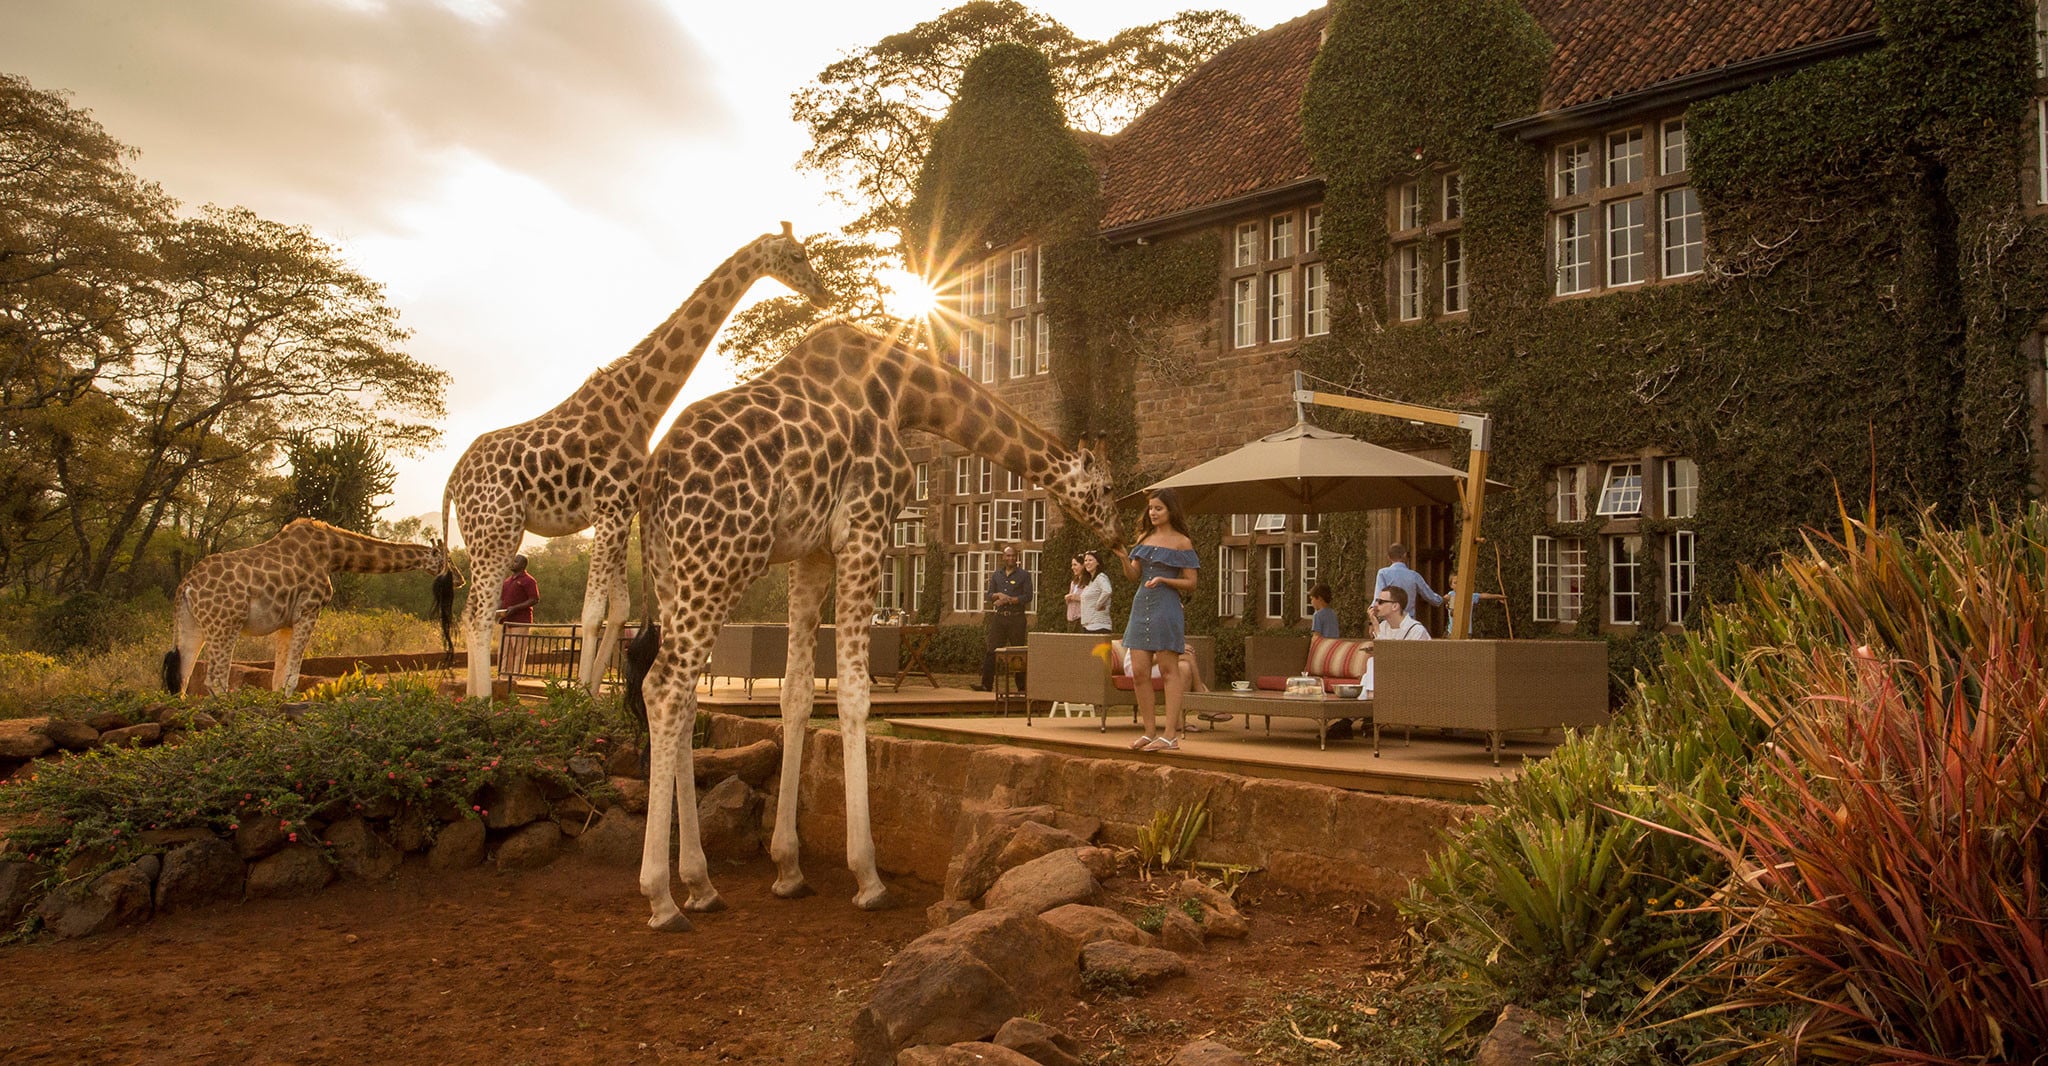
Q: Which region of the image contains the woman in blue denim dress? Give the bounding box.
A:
[1113,488,1200,752]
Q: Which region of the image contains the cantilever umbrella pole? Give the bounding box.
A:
[1291,373,1494,639]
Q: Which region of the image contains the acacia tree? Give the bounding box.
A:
[718,2,1254,370]
[0,75,449,597]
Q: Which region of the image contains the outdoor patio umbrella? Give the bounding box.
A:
[1121,421,1503,515]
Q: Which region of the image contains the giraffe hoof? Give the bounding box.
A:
[772,879,815,900]
[853,886,897,912]
[685,894,727,914]
[648,912,694,933]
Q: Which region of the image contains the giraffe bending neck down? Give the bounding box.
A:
[164,519,452,697]
[628,321,1121,930]
[441,225,831,698]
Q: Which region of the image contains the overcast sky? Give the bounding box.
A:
[1,0,1311,540]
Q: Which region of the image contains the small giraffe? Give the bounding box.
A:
[627,321,1120,930]
[163,519,453,697]
[442,225,832,697]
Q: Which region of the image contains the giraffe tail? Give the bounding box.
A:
[432,571,456,665]
[162,648,181,694]
[623,623,660,776]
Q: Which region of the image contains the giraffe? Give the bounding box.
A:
[442,225,833,698]
[626,321,1121,930]
[162,519,454,697]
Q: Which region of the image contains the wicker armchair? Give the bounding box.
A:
[706,624,900,696]
[1025,632,1216,731]
[1371,639,1609,764]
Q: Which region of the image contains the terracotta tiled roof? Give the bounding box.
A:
[1097,9,1328,232]
[1097,0,1877,231]
[1524,0,1877,112]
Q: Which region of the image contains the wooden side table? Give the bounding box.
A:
[992,645,1028,716]
[885,625,938,689]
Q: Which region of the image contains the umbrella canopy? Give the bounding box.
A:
[1123,421,1503,515]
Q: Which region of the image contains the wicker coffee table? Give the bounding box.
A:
[1182,690,1370,751]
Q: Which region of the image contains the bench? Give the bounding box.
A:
[1024,632,1217,730]
[1371,638,1609,764]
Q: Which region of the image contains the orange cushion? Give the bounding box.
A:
[1255,675,1289,691]
[1305,635,1371,680]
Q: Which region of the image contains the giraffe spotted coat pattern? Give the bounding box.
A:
[164,519,451,697]
[628,321,1121,929]
[441,225,832,696]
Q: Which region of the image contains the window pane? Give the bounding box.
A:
[1233,277,1257,347]
[1397,182,1421,229]
[1010,317,1029,377]
[1555,209,1592,295]
[1234,222,1259,268]
[1010,249,1029,308]
[1305,206,1322,253]
[1609,535,1640,625]
[1663,457,1698,519]
[1264,546,1286,620]
[1441,235,1465,313]
[1556,141,1592,197]
[981,325,995,382]
[1555,465,1583,521]
[1661,117,1688,174]
[1397,245,1422,320]
[1269,213,1294,259]
[1596,462,1644,516]
[1662,187,1703,277]
[1665,529,1696,622]
[1034,313,1050,374]
[1304,263,1328,336]
[983,259,998,314]
[1606,128,1644,186]
[1299,542,1319,618]
[1268,271,1294,341]
[1442,172,1463,220]
[1606,197,1645,286]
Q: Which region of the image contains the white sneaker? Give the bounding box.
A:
[1129,735,1155,750]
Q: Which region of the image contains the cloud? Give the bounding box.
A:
[0,0,731,231]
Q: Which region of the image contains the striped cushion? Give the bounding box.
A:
[1305,635,1371,680]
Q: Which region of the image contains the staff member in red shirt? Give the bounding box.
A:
[497,554,538,676]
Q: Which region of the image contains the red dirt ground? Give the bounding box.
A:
[0,853,1404,1065]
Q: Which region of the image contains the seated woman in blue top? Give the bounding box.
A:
[1112,487,1200,753]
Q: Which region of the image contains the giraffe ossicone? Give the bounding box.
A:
[163,519,453,697]
[628,320,1121,929]
[441,227,833,698]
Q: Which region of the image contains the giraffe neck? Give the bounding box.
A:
[605,242,771,439]
[883,343,1065,481]
[291,522,439,574]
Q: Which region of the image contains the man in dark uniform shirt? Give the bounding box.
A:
[497,553,539,676]
[978,545,1032,691]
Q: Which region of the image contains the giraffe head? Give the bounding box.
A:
[758,221,834,309]
[1044,441,1121,548]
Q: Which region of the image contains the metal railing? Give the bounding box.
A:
[496,623,643,685]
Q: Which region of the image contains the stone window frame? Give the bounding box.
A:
[1531,534,1586,623]
[1548,452,1702,631]
[1388,172,1467,322]
[1549,112,1703,300]
[1225,205,1323,350]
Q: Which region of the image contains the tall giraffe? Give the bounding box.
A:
[163,519,453,697]
[627,321,1121,930]
[442,225,831,697]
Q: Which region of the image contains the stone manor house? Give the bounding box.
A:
[875,0,2048,636]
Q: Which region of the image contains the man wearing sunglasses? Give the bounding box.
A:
[1369,586,1430,644]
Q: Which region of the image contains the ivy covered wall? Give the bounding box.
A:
[1296,0,2048,666]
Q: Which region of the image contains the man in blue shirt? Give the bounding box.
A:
[1373,543,1443,631]
[978,545,1033,691]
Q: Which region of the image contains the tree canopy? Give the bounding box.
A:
[0,74,448,598]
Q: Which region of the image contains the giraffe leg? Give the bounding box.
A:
[271,628,295,692]
[173,595,204,696]
[578,511,632,690]
[204,623,239,697]
[768,552,832,900]
[638,609,724,929]
[462,528,522,699]
[278,609,321,695]
[832,537,893,910]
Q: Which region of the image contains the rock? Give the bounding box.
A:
[697,776,763,857]
[245,845,333,900]
[575,810,645,868]
[550,794,597,836]
[981,850,1100,915]
[188,711,219,731]
[322,816,401,880]
[896,1044,1040,1065]
[0,732,53,760]
[478,776,551,829]
[565,755,607,784]
[99,723,162,749]
[692,738,780,789]
[36,719,100,752]
[428,819,486,872]
[1039,904,1153,948]
[138,826,214,847]
[1160,909,1205,953]
[233,818,288,861]
[1072,846,1120,882]
[355,794,400,820]
[155,836,244,912]
[944,804,1059,902]
[994,1017,1083,1066]
[1474,1005,1556,1066]
[1168,879,1249,939]
[1169,1038,1253,1065]
[496,821,562,871]
[926,898,976,930]
[387,806,434,853]
[133,853,161,883]
[83,711,131,733]
[608,776,649,814]
[1080,940,1185,988]
[0,860,49,924]
[605,740,646,779]
[37,862,154,938]
[992,821,1090,874]
[851,908,1080,1066]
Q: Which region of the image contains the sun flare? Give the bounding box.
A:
[877,267,940,320]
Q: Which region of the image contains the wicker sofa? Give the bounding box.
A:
[1025,632,1217,730]
[1371,638,1609,764]
[1243,633,1372,693]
